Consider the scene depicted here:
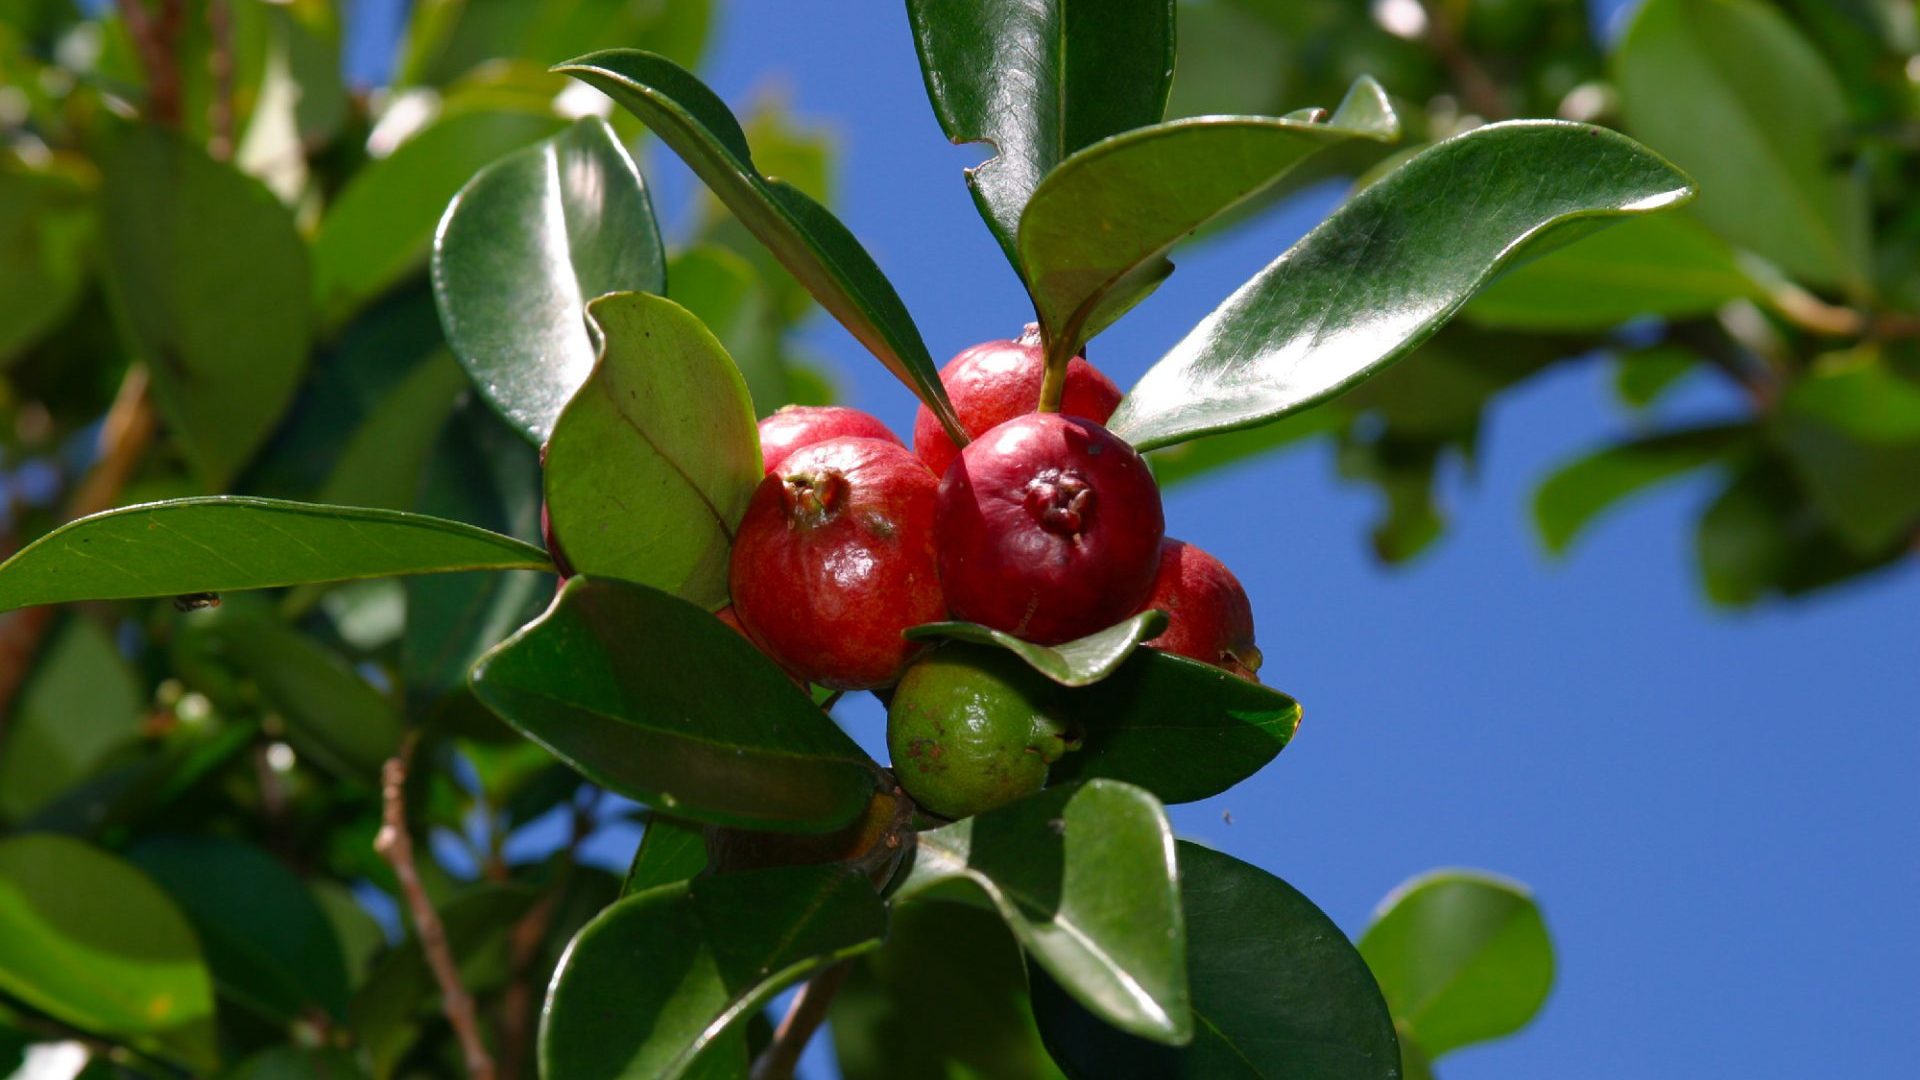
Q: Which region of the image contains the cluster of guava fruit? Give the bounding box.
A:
[707,328,1262,821]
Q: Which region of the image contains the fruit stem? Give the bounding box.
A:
[749,961,852,1080]
[1036,345,1069,413]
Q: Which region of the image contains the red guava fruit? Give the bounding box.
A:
[935,413,1164,645]
[1139,539,1263,681]
[729,437,943,689]
[912,329,1122,478]
[757,405,903,475]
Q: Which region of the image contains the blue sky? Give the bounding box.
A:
[367,2,1920,1076]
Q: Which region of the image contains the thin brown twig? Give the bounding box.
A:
[115,0,186,128]
[206,0,235,159]
[749,961,854,1080]
[1419,1,1508,121]
[497,792,596,1080]
[376,733,498,1080]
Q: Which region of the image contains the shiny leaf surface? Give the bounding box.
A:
[1110,121,1694,451]
[0,497,551,612]
[624,814,710,895]
[543,293,760,610]
[470,576,876,832]
[432,117,665,442]
[905,610,1167,688]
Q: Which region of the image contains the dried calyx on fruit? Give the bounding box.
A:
[935,412,1165,645]
[912,326,1121,478]
[886,643,1079,819]
[1139,538,1263,681]
[729,436,944,689]
[758,404,904,474]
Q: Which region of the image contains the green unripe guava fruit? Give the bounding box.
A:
[886,644,1078,819]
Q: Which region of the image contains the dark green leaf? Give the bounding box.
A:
[1465,214,1757,330]
[0,616,142,822]
[832,900,1066,1080]
[554,49,963,438]
[433,118,665,442]
[227,1046,369,1080]
[314,108,568,326]
[100,126,309,487]
[0,159,93,367]
[1110,122,1694,451]
[1613,344,1699,410]
[668,244,787,416]
[904,0,1176,271]
[896,780,1189,1045]
[0,834,217,1072]
[1616,0,1869,292]
[129,836,352,1023]
[470,576,875,832]
[1049,650,1298,804]
[0,497,551,613]
[1032,841,1400,1080]
[905,610,1167,688]
[1359,869,1554,1058]
[543,293,760,609]
[1019,77,1397,357]
[1534,424,1751,555]
[314,351,469,511]
[541,864,885,1080]
[1773,362,1920,552]
[624,814,710,895]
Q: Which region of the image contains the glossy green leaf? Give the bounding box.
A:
[470,576,875,832]
[99,126,309,487]
[624,814,710,895]
[0,497,551,613]
[432,117,665,442]
[0,616,142,822]
[543,293,760,609]
[1535,424,1752,555]
[1019,77,1397,358]
[832,900,1066,1080]
[174,601,402,782]
[1616,0,1869,292]
[1773,363,1920,553]
[554,49,963,439]
[314,108,568,326]
[904,0,1176,272]
[897,780,1189,1045]
[1049,650,1298,804]
[1032,841,1399,1079]
[1359,869,1554,1058]
[130,836,351,1023]
[542,864,886,1080]
[0,159,93,366]
[1465,213,1758,330]
[1110,121,1694,451]
[905,610,1167,688]
[0,835,217,1072]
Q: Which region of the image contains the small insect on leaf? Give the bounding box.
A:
[172,593,222,612]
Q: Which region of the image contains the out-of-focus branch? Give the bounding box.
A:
[1418,1,1508,121]
[376,734,498,1080]
[497,792,596,1080]
[207,0,235,159]
[749,961,853,1080]
[116,0,186,128]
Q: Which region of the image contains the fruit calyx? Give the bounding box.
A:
[1025,470,1094,537]
[782,469,850,526]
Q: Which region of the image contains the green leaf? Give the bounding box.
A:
[1049,650,1298,804]
[831,900,1066,1080]
[1032,841,1400,1080]
[314,108,568,326]
[1019,77,1397,358]
[129,836,352,1023]
[1358,869,1554,1058]
[433,117,665,442]
[313,350,469,512]
[905,610,1168,688]
[1109,121,1694,451]
[1616,0,1869,292]
[0,834,217,1072]
[0,158,93,367]
[174,601,403,783]
[1465,213,1757,330]
[1613,343,1699,410]
[624,814,710,895]
[904,0,1176,272]
[0,497,552,613]
[541,864,885,1080]
[897,780,1189,1045]
[470,576,875,832]
[543,293,760,609]
[1773,362,1920,553]
[227,1046,369,1080]
[0,616,143,822]
[1534,424,1751,555]
[99,126,310,487]
[399,0,713,87]
[554,49,963,439]
[668,244,786,416]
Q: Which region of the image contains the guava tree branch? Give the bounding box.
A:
[115,0,186,128]
[749,960,853,1080]
[1418,0,1508,121]
[376,733,498,1080]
